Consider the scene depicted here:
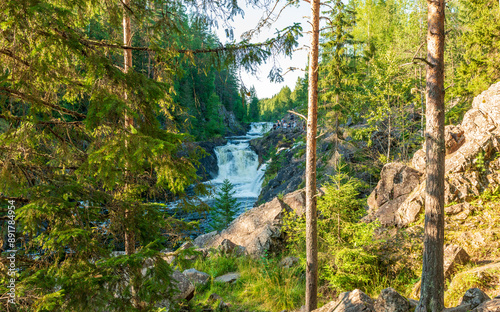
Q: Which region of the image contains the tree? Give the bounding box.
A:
[248,86,260,121]
[305,0,320,310]
[416,0,446,310]
[210,179,240,232]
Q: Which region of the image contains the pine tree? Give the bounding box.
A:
[210,179,240,232]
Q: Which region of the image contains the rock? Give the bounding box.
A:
[218,238,246,256]
[471,299,500,312]
[409,298,419,309]
[362,82,500,227]
[283,189,307,216]
[313,289,374,312]
[444,244,470,278]
[214,272,240,283]
[444,305,473,312]
[194,231,218,248]
[280,256,300,269]
[208,293,224,302]
[412,149,426,172]
[196,138,227,181]
[374,287,411,312]
[459,288,491,309]
[445,125,466,154]
[495,295,500,300]
[445,202,472,215]
[172,270,195,301]
[182,268,210,286]
[204,198,289,256]
[366,163,422,226]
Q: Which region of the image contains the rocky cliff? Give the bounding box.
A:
[366,81,500,227]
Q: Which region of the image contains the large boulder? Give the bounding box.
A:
[313,289,375,312]
[197,198,289,256]
[365,163,422,226]
[395,82,500,227]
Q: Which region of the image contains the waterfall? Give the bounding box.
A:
[208,122,272,210]
[166,122,273,235]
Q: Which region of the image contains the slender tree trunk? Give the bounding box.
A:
[305,0,320,310]
[416,0,445,311]
[123,0,135,258]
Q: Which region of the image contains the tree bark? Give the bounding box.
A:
[305,0,320,311]
[416,0,445,311]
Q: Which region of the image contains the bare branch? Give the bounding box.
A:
[288,110,307,121]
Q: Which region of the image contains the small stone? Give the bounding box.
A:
[280,256,300,269]
[183,268,210,286]
[214,272,240,283]
[444,244,470,278]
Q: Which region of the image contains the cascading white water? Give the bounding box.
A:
[166,122,273,235]
[207,122,272,211]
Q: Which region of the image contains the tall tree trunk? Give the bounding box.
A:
[416,0,445,311]
[305,0,320,310]
[123,0,135,258]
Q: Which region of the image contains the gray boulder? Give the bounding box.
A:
[444,244,470,278]
[459,288,491,310]
[365,163,422,226]
[201,198,289,257]
[182,268,210,286]
[374,287,410,312]
[214,272,240,283]
[171,270,195,301]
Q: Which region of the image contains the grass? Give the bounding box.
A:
[184,254,305,312]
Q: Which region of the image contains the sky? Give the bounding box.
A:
[213,1,312,99]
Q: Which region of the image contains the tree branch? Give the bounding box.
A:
[0,49,30,66]
[0,87,86,119]
[288,110,307,121]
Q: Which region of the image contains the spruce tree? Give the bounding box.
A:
[210,179,240,232]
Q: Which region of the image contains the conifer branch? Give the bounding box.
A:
[0,87,86,119]
[0,49,30,66]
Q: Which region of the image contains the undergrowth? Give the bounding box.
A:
[186,254,305,312]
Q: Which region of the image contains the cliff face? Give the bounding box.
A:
[367,81,500,227]
[195,138,227,182]
[219,104,248,136]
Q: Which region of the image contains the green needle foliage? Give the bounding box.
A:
[0,0,301,310]
[210,179,240,232]
[284,167,380,294]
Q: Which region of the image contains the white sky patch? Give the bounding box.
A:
[214,1,312,99]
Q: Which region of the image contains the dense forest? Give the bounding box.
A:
[1,0,500,311]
